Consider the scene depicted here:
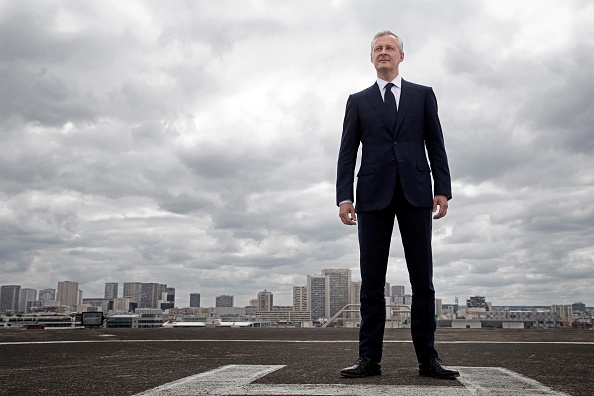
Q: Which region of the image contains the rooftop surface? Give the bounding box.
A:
[1,328,593,395]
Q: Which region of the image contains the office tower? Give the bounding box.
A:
[551,304,573,324]
[385,282,391,298]
[349,281,361,305]
[123,282,143,303]
[39,288,56,301]
[435,298,443,317]
[1,285,21,313]
[156,284,169,309]
[321,268,351,318]
[56,281,79,306]
[292,286,307,312]
[18,288,37,313]
[391,285,405,297]
[349,280,362,319]
[257,290,273,311]
[249,299,258,307]
[78,289,83,305]
[140,283,160,308]
[390,285,406,304]
[215,295,234,308]
[113,297,134,313]
[189,293,201,308]
[160,287,175,309]
[104,283,118,299]
[159,284,167,301]
[307,275,329,320]
[467,296,487,308]
[572,302,586,312]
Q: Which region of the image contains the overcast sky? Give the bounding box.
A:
[1,0,593,308]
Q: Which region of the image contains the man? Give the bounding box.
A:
[336,31,459,379]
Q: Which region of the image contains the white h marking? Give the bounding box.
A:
[134,365,569,395]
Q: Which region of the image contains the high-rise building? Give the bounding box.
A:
[391,285,405,297]
[113,297,134,313]
[140,283,160,309]
[349,281,362,319]
[572,302,586,312]
[56,281,79,306]
[189,293,201,308]
[435,298,443,317]
[104,283,118,299]
[39,288,56,301]
[552,304,574,325]
[161,287,175,310]
[467,296,487,308]
[257,290,273,311]
[123,282,142,303]
[215,295,234,308]
[18,288,37,313]
[349,281,361,305]
[292,286,307,312]
[321,268,351,318]
[159,284,167,300]
[307,275,329,320]
[385,282,391,298]
[1,285,21,313]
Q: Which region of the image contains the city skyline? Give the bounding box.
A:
[1,1,593,308]
[2,278,590,311]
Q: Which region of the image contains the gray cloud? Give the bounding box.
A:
[0,1,593,308]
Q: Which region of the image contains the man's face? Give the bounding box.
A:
[370,35,404,74]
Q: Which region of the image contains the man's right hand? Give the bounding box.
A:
[339,202,357,225]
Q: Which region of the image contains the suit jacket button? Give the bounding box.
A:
[393,141,397,145]
[391,159,396,164]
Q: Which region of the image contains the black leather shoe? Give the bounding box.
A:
[419,357,460,379]
[340,356,381,378]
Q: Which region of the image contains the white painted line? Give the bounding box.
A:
[134,365,284,396]
[455,366,569,396]
[2,339,593,346]
[217,384,471,395]
[131,365,570,396]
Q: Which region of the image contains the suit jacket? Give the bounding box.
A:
[336,79,451,212]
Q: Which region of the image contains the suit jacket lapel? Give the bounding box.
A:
[395,79,413,138]
[365,83,392,131]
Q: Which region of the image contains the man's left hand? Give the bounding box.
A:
[432,195,449,219]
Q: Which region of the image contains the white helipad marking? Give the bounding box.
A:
[133,365,570,396]
[455,366,569,395]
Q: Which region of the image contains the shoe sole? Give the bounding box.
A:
[340,371,382,378]
[419,371,460,379]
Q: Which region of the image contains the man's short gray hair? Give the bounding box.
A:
[371,31,404,53]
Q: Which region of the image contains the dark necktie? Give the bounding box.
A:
[384,82,397,129]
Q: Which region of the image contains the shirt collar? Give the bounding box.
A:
[377,75,402,90]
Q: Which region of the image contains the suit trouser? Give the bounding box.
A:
[357,174,438,363]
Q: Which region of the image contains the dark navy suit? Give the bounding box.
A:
[336,79,451,363]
